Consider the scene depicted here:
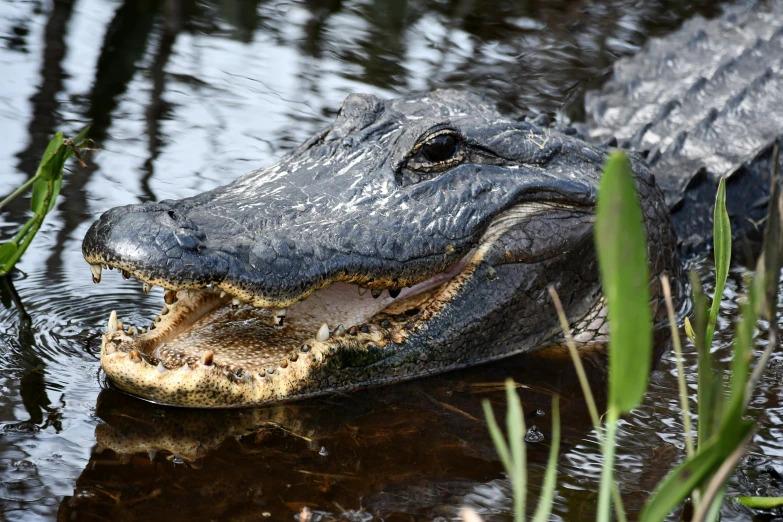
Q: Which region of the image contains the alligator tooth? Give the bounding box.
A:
[388,288,401,298]
[334,324,346,337]
[148,450,157,461]
[300,344,311,353]
[316,323,330,342]
[371,289,382,299]
[129,350,142,363]
[90,264,102,284]
[220,291,227,298]
[181,364,191,373]
[164,290,178,305]
[128,326,136,336]
[358,286,368,296]
[348,326,359,336]
[121,269,131,280]
[143,282,153,294]
[107,310,118,333]
[273,308,287,326]
[141,327,147,334]
[156,362,167,374]
[232,298,241,307]
[290,351,299,362]
[381,319,392,329]
[188,289,196,299]
[117,320,124,331]
[201,350,214,366]
[279,359,288,369]
[160,305,169,316]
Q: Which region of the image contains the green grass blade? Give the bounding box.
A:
[594,151,653,414]
[690,271,715,449]
[701,487,726,522]
[640,420,753,522]
[482,399,512,473]
[759,144,782,321]
[728,281,757,414]
[506,379,526,522]
[532,397,560,522]
[597,409,619,522]
[706,177,730,349]
[736,496,783,509]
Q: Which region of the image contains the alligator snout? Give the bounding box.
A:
[83,202,228,290]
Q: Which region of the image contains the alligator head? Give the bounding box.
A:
[83,90,680,407]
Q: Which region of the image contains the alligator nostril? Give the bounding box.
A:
[167,210,177,220]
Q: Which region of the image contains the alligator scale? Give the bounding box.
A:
[83,2,783,407]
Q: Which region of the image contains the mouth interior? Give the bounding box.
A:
[105,254,474,375]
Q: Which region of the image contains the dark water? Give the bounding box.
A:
[1,1,781,520]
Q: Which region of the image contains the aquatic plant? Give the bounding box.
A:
[0,128,90,277]
[481,383,560,522]
[479,148,783,521]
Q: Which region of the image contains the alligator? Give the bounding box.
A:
[82,1,783,407]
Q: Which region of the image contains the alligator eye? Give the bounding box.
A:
[421,134,457,163]
[406,130,465,173]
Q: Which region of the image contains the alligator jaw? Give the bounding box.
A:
[97,245,483,408]
[92,199,591,408]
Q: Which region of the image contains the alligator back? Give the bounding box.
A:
[584,0,783,254]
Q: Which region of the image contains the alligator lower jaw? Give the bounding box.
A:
[99,250,481,408]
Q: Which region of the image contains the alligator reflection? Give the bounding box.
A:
[57,346,634,521]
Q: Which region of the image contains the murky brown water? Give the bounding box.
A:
[1,1,781,521]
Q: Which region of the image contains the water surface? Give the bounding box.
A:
[1,1,781,521]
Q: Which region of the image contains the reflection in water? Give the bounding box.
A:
[0,1,780,521]
[58,349,609,521]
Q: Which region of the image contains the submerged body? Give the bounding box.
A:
[83,1,783,407]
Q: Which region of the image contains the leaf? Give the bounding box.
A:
[706,177,731,349]
[640,419,754,522]
[506,378,526,522]
[532,397,560,522]
[36,132,64,175]
[727,281,758,416]
[759,145,783,321]
[684,317,697,345]
[690,271,716,448]
[46,177,63,213]
[482,400,511,473]
[736,496,783,509]
[0,242,18,265]
[30,179,51,214]
[594,151,652,413]
[74,126,91,145]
